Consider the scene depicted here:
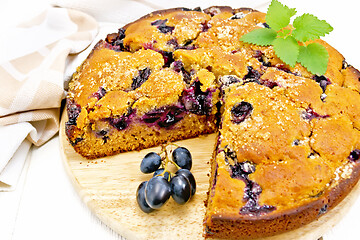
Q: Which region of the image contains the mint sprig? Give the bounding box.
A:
[240,0,333,75]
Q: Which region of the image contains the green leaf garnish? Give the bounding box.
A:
[292,13,333,42]
[240,28,277,46]
[273,37,299,67]
[240,0,333,75]
[266,0,296,31]
[298,43,329,75]
[277,28,291,38]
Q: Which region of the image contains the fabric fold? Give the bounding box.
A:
[0,7,98,191]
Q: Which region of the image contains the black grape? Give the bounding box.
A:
[140,152,162,173]
[136,181,154,213]
[172,147,192,170]
[176,169,196,196]
[145,176,171,209]
[170,175,191,204]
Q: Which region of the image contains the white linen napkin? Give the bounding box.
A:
[0,7,98,191]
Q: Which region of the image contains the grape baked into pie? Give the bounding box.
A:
[65,6,360,239]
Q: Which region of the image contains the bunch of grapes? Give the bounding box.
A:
[136,143,196,213]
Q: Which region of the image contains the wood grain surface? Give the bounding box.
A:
[60,111,360,240]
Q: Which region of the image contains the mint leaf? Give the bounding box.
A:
[273,36,299,67]
[298,42,328,75]
[292,13,333,42]
[277,28,291,38]
[266,0,296,31]
[240,28,277,46]
[240,0,332,75]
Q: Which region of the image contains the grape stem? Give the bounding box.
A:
[157,143,182,180]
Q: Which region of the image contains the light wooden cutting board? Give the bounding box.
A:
[59,111,360,240]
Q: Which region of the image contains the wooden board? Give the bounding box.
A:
[60,112,360,240]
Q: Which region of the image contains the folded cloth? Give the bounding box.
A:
[0,7,98,191]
